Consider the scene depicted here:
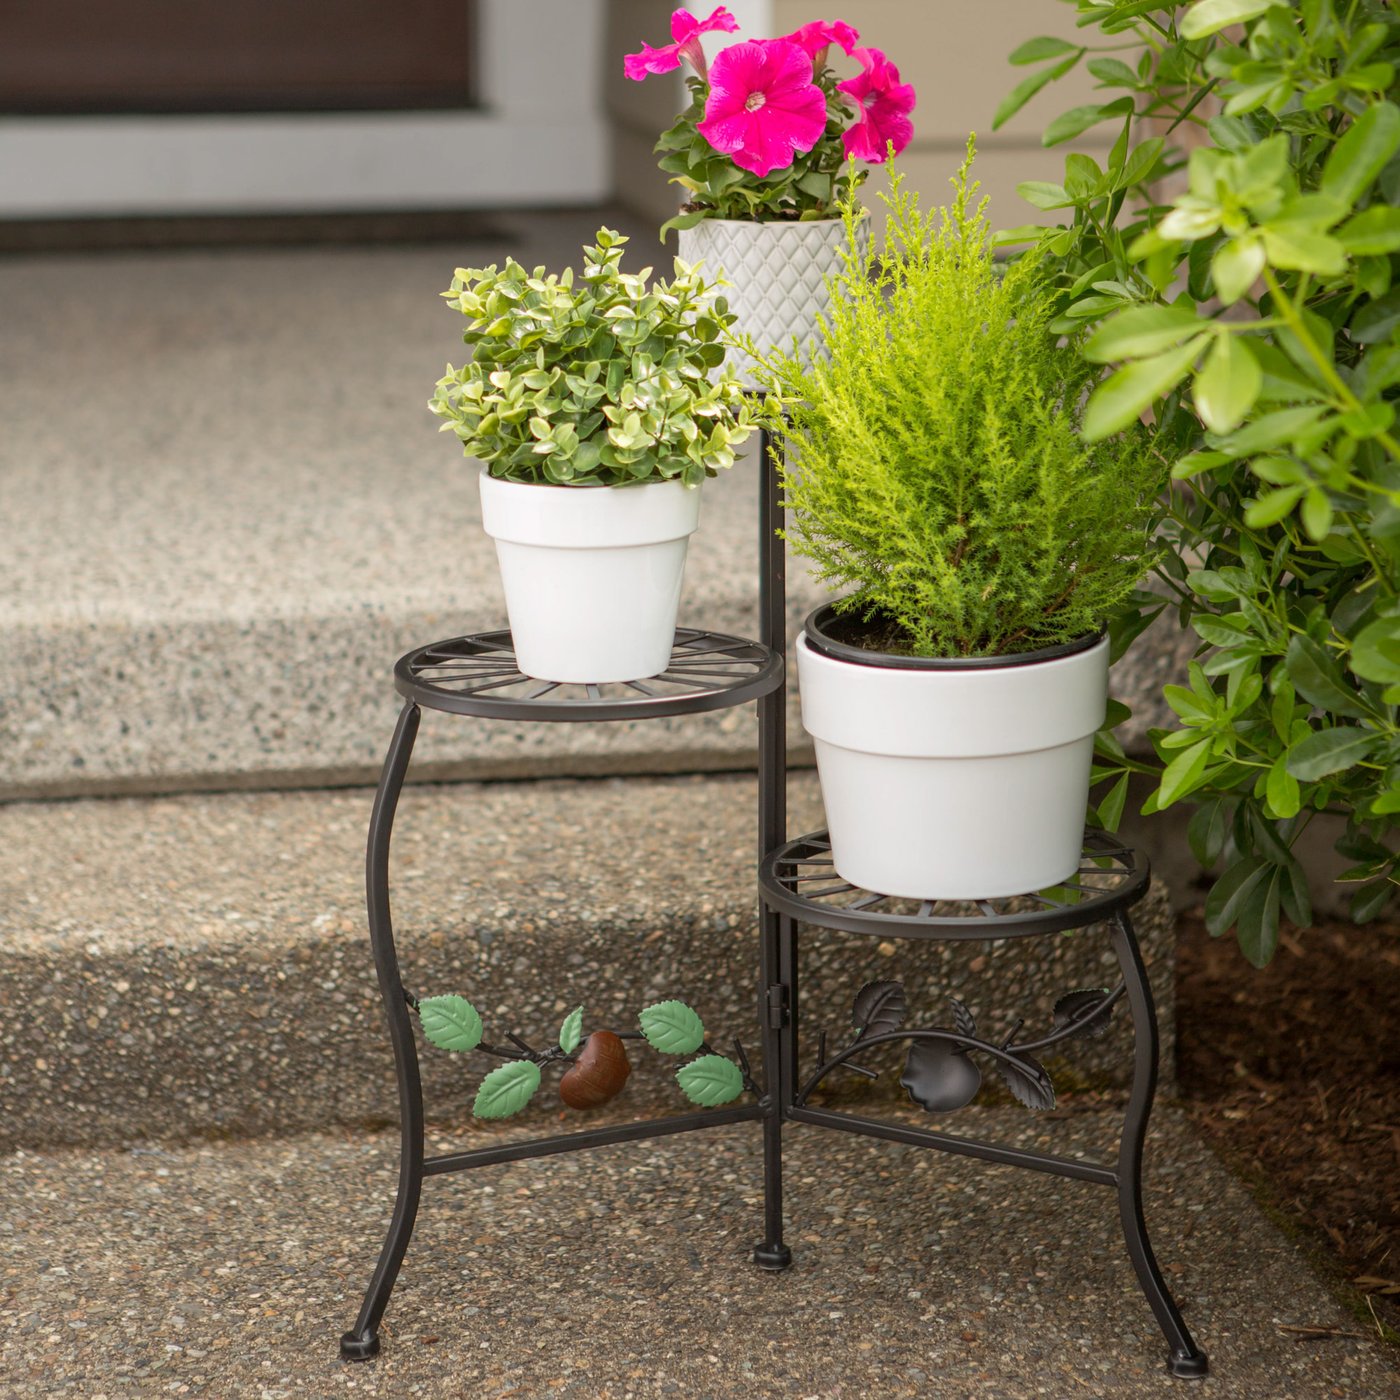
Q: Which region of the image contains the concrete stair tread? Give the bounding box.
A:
[4,1110,1395,1397]
[0,208,1187,799]
[0,772,1172,1149]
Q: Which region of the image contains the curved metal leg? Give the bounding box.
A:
[1111,911,1209,1379]
[341,702,424,1362]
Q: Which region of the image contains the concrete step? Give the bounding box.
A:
[5,1110,1395,1397]
[0,771,1173,1150]
[0,208,1188,801]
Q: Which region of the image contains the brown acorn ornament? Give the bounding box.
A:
[558,1030,631,1110]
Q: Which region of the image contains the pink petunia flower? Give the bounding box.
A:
[781,19,860,70]
[623,5,740,82]
[837,46,916,163]
[696,39,829,178]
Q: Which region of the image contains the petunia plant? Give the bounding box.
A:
[625,7,916,236]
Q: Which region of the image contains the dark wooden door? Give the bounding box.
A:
[0,0,478,114]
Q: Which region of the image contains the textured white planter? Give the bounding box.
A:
[797,612,1110,899]
[677,215,868,387]
[478,470,700,683]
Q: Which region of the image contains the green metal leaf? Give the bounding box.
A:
[675,1055,744,1107]
[558,1006,584,1056]
[639,1000,706,1055]
[473,1060,542,1119]
[417,995,483,1053]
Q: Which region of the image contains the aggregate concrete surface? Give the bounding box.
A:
[0,773,1174,1150]
[3,1109,1396,1399]
[0,208,812,799]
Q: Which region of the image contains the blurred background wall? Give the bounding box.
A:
[2,0,1104,232]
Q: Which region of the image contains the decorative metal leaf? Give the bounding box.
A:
[473,1059,542,1119]
[676,1054,744,1107]
[639,999,706,1055]
[851,979,907,1040]
[417,994,483,1053]
[641,1002,711,1052]
[900,1038,982,1113]
[558,1005,584,1055]
[949,996,978,1043]
[1052,988,1115,1041]
[998,1053,1056,1112]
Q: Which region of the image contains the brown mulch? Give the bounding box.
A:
[1176,907,1400,1338]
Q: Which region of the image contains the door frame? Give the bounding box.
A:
[0,0,607,216]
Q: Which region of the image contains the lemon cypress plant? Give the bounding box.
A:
[759,143,1165,659]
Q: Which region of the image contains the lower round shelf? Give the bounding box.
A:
[760,829,1149,939]
[394,627,783,721]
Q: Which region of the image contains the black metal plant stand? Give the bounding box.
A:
[339,430,1209,1379]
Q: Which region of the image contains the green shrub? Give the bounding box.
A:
[999,0,1400,961]
[757,145,1165,658]
[431,228,754,488]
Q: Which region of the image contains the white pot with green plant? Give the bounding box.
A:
[758,147,1164,899]
[431,228,755,684]
[623,10,914,385]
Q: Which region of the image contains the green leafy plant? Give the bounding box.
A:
[755,143,1164,658]
[430,228,755,488]
[414,993,753,1118]
[999,0,1400,962]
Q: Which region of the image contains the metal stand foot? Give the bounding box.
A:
[1167,1349,1210,1380]
[339,1330,381,1362]
[752,1241,793,1270]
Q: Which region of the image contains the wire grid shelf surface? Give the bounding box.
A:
[760,830,1149,938]
[394,627,783,721]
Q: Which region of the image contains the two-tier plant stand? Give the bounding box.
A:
[340,432,1209,1379]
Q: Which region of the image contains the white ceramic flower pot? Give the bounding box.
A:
[478,470,701,683]
[677,215,868,387]
[796,609,1110,899]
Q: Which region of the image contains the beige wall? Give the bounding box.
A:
[607,0,690,226]
[610,0,1119,233]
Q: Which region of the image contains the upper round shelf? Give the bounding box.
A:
[759,830,1149,940]
[394,627,783,721]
